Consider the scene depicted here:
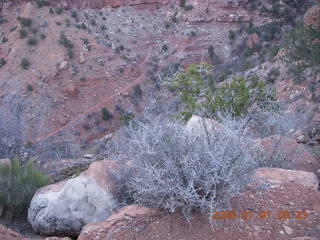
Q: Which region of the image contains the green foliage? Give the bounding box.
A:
[257,21,283,41]
[17,17,32,27]
[184,5,194,11]
[59,32,74,58]
[228,30,236,41]
[20,58,30,69]
[285,24,320,67]
[10,26,17,32]
[132,84,142,98]
[172,64,274,119]
[27,37,38,46]
[208,46,221,65]
[101,107,113,121]
[266,67,280,83]
[120,113,135,125]
[19,29,28,38]
[71,11,78,18]
[284,24,320,83]
[34,0,49,8]
[55,7,64,15]
[2,37,8,43]
[268,45,279,59]
[179,0,186,7]
[0,58,6,68]
[26,84,34,91]
[0,159,49,215]
[287,62,308,83]
[0,17,8,25]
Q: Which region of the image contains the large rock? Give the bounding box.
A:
[185,115,222,135]
[252,167,319,190]
[0,158,11,166]
[28,160,119,236]
[259,135,320,172]
[78,205,160,240]
[304,5,320,27]
[78,168,320,240]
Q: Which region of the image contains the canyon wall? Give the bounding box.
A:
[0,0,174,10]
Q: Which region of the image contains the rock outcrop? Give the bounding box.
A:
[28,160,119,236]
[304,5,320,27]
[77,167,320,240]
[259,135,320,172]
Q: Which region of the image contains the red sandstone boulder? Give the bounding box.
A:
[304,5,320,27]
[246,33,260,49]
[259,135,320,172]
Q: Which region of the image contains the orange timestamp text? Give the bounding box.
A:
[209,209,309,220]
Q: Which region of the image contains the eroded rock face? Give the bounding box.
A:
[252,167,319,190]
[28,160,119,236]
[259,135,320,172]
[77,168,320,240]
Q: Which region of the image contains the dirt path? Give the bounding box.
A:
[36,45,154,142]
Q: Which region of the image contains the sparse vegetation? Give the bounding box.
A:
[59,32,74,58]
[0,17,8,25]
[26,84,34,91]
[27,37,38,46]
[0,159,49,215]
[55,7,64,15]
[20,58,30,70]
[228,30,236,41]
[285,24,320,68]
[110,116,275,217]
[132,84,143,98]
[101,107,113,121]
[71,11,78,18]
[120,113,135,125]
[208,46,221,65]
[266,67,280,83]
[171,64,274,120]
[17,17,32,27]
[19,29,28,38]
[0,58,7,68]
[184,5,194,11]
[34,0,49,8]
[2,37,8,43]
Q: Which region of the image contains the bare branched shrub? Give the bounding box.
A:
[0,99,25,159]
[245,109,309,138]
[109,116,273,217]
